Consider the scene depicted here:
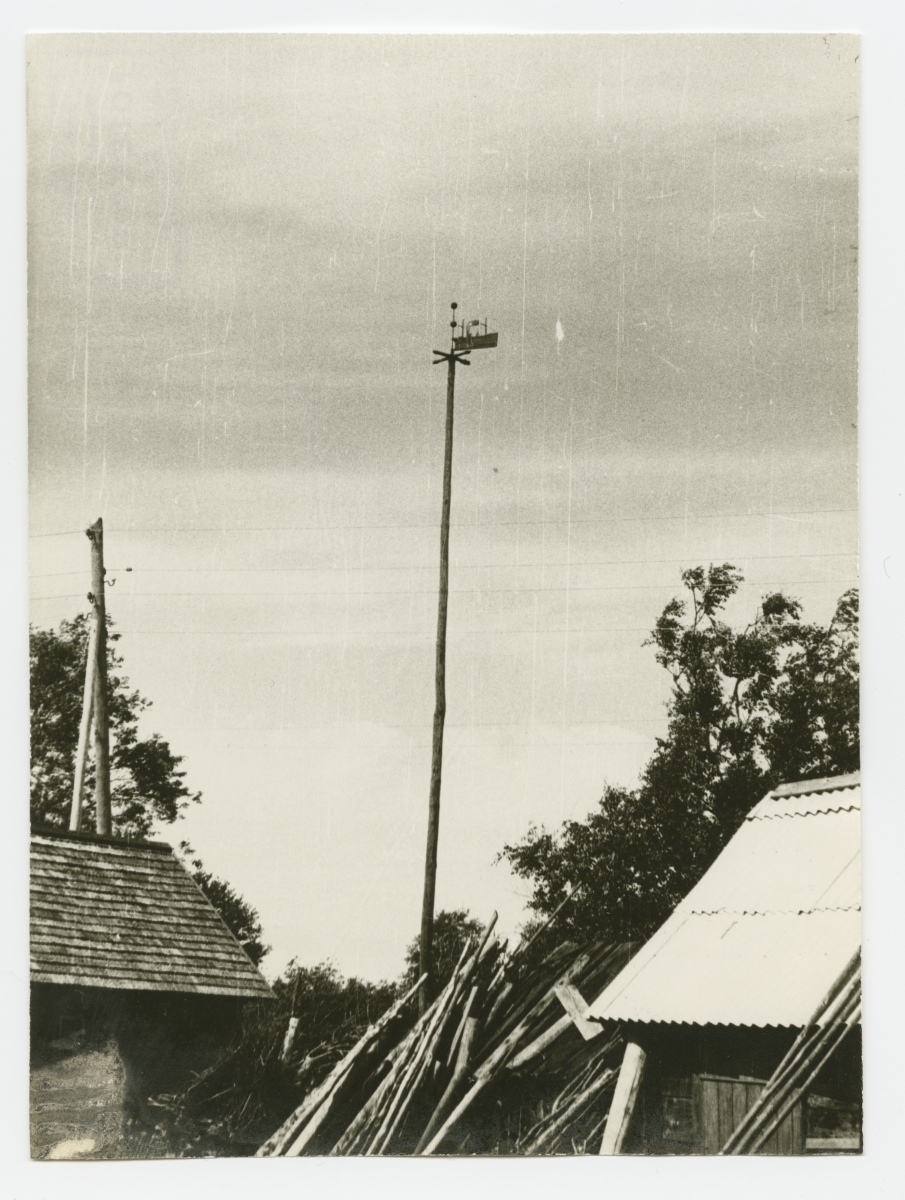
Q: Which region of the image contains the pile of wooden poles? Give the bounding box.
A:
[257,916,634,1157]
[721,949,862,1156]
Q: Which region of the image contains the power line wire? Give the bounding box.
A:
[29,579,860,603]
[28,507,857,539]
[29,551,858,580]
[23,620,857,637]
[30,576,859,606]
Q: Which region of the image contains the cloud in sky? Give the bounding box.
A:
[28,34,858,979]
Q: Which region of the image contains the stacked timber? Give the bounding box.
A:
[258,918,634,1157]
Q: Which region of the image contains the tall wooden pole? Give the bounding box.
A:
[87,519,112,835]
[419,328,458,1013]
[68,614,98,832]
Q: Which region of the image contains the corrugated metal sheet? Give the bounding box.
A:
[31,832,272,999]
[588,774,860,1028]
[680,807,860,916]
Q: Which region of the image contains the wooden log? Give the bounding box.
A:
[724,988,861,1156]
[347,1016,436,1150]
[420,1012,535,1155]
[721,971,861,1155]
[285,1024,412,1157]
[522,1067,617,1155]
[506,884,583,970]
[365,965,464,1154]
[445,985,478,1070]
[257,973,424,1156]
[489,944,598,1049]
[280,1017,299,1064]
[514,1045,616,1151]
[599,1041,645,1155]
[483,980,514,1030]
[363,940,475,1154]
[506,1013,571,1071]
[746,1006,861,1156]
[286,1048,377,1156]
[553,982,602,1042]
[386,944,483,1138]
[330,986,458,1156]
[332,952,456,1151]
[415,1015,480,1154]
[552,1044,615,1112]
[583,1109,610,1155]
[329,1045,415,1155]
[69,614,97,832]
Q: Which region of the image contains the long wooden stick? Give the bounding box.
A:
[746,1006,861,1156]
[257,973,424,1156]
[445,985,479,1070]
[69,615,98,832]
[723,986,861,1156]
[419,335,458,1014]
[87,519,112,835]
[507,1013,572,1071]
[420,1012,534,1155]
[599,1042,645,1155]
[365,939,475,1154]
[415,1015,480,1154]
[506,884,584,970]
[521,1067,617,1155]
[339,959,466,1156]
[484,943,598,1059]
[720,963,861,1156]
[330,978,460,1155]
[735,949,861,1114]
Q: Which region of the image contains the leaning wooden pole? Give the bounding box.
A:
[87,519,112,836]
[68,613,98,832]
[420,335,457,1013]
[599,1041,646,1155]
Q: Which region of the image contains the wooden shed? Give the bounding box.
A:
[30,828,272,1160]
[588,772,862,1155]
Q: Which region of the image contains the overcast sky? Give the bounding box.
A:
[28,33,858,981]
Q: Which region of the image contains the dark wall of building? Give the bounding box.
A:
[30,983,250,1158]
[621,1023,861,1156]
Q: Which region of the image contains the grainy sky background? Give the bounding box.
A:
[28,33,858,982]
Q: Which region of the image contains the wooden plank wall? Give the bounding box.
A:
[696,1074,803,1155]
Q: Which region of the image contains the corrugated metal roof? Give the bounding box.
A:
[681,806,860,916]
[30,831,273,999]
[588,773,860,1028]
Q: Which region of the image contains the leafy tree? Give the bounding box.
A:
[30,613,200,838]
[275,961,399,1079]
[31,613,268,966]
[400,908,485,994]
[500,567,859,947]
[179,843,270,967]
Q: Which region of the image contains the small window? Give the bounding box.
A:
[806,1094,861,1153]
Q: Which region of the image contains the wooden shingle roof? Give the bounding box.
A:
[30,830,273,999]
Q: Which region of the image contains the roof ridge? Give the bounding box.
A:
[769,771,860,798]
[31,827,173,852]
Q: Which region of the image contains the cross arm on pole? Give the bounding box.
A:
[432,351,471,367]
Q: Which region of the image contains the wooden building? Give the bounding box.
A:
[588,773,862,1155]
[30,828,272,1160]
